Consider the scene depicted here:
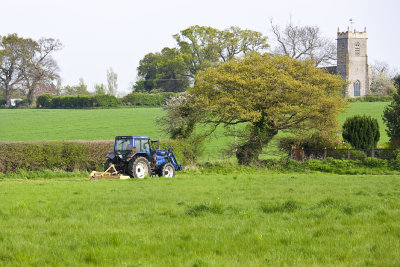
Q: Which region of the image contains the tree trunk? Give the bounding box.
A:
[5,85,11,107]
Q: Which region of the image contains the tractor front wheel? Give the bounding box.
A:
[160,163,175,178]
[128,157,150,179]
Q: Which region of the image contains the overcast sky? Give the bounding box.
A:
[1,0,399,95]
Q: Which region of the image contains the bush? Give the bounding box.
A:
[363,157,387,168]
[93,95,119,107]
[347,95,392,102]
[122,92,177,106]
[342,115,380,149]
[36,94,55,108]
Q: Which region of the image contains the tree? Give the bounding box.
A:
[138,25,269,91]
[0,34,61,106]
[94,83,107,95]
[369,61,396,96]
[0,34,36,106]
[383,85,400,143]
[173,25,269,78]
[62,78,90,95]
[342,115,380,149]
[188,53,347,164]
[394,74,400,89]
[137,47,190,92]
[270,19,336,67]
[107,68,118,96]
[22,38,62,105]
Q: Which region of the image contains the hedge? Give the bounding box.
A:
[36,94,120,108]
[36,92,178,108]
[0,139,194,173]
[122,92,177,106]
[347,95,392,102]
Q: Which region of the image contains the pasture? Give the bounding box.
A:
[0,102,391,162]
[1,171,400,265]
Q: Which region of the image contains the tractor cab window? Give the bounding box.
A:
[134,138,151,153]
[115,138,132,154]
[143,141,150,153]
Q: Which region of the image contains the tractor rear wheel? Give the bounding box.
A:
[128,157,150,179]
[104,159,113,171]
[160,163,175,178]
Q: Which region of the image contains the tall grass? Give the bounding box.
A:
[0,172,399,265]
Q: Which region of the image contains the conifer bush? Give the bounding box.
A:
[342,115,380,149]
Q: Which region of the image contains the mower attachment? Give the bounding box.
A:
[89,164,130,180]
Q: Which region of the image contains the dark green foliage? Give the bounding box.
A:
[122,92,177,106]
[342,115,380,149]
[393,74,400,89]
[347,95,392,102]
[36,94,55,108]
[36,94,120,108]
[92,95,119,107]
[0,141,113,173]
[383,86,400,142]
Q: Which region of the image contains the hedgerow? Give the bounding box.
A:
[0,139,199,174]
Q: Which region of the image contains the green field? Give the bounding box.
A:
[1,171,399,265]
[0,102,392,162]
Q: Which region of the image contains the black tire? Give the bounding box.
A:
[104,158,113,171]
[160,163,175,178]
[128,157,150,178]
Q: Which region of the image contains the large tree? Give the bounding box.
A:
[0,34,61,106]
[173,25,269,78]
[188,53,347,164]
[383,85,400,143]
[137,47,190,92]
[137,25,269,92]
[369,61,396,96]
[270,19,336,67]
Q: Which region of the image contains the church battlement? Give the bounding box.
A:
[337,27,367,39]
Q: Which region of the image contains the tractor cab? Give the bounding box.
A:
[113,136,151,158]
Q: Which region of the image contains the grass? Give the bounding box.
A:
[0,171,400,265]
[0,101,392,162]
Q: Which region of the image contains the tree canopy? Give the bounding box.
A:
[137,25,269,92]
[187,53,347,164]
[0,33,61,106]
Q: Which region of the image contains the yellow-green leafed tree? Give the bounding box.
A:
[190,52,347,164]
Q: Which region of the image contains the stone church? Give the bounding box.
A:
[326,27,370,97]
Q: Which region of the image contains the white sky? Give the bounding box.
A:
[1,0,399,95]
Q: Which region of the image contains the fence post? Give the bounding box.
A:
[324,147,327,159]
[347,149,351,160]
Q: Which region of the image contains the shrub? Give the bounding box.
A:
[342,115,380,149]
[36,94,55,108]
[122,92,178,106]
[93,95,119,107]
[347,95,392,102]
[363,157,387,168]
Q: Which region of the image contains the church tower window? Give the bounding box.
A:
[354,80,361,96]
[355,42,360,56]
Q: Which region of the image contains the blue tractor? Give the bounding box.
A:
[105,136,182,178]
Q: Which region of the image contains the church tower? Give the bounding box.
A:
[337,28,370,97]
